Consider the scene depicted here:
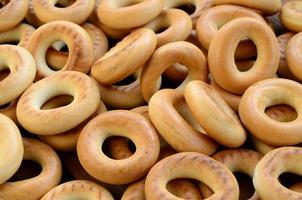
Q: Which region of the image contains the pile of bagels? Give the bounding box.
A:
[0,0,302,199]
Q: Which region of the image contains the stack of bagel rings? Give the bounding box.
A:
[1,0,302,199]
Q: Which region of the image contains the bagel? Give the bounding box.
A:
[32,0,94,24]
[141,41,208,101]
[0,114,23,184]
[17,71,100,135]
[46,22,108,70]
[184,81,247,147]
[280,1,302,32]
[98,0,164,29]
[213,0,282,15]
[91,28,157,85]
[196,5,265,59]
[143,9,192,47]
[239,78,302,146]
[0,45,36,106]
[41,180,114,200]
[0,0,29,32]
[208,17,279,94]
[0,138,62,200]
[145,152,239,200]
[26,20,94,79]
[254,147,302,200]
[77,110,160,185]
[0,23,35,48]
[286,32,302,80]
[149,89,218,155]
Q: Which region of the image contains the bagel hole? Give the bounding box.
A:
[234,39,257,72]
[154,25,170,34]
[46,41,69,71]
[161,64,188,89]
[265,104,297,122]
[8,160,42,182]
[114,74,137,86]
[55,0,76,7]
[102,136,136,160]
[1,40,20,45]
[279,172,302,189]
[41,95,74,110]
[0,68,10,81]
[234,172,255,200]
[116,1,141,7]
[166,179,201,198]
[176,4,196,15]
[0,101,11,109]
[0,0,9,8]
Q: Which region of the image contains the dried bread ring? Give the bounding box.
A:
[141,41,208,101]
[17,71,100,135]
[280,1,302,32]
[196,5,265,59]
[149,89,218,155]
[77,110,160,185]
[143,9,192,47]
[145,152,239,200]
[213,0,282,15]
[0,0,29,32]
[184,81,246,148]
[0,138,62,200]
[0,114,23,184]
[98,0,164,29]
[0,45,36,106]
[41,180,114,200]
[208,17,279,95]
[26,20,94,79]
[253,147,302,200]
[0,23,35,48]
[239,78,302,146]
[92,28,157,85]
[32,0,94,24]
[286,32,302,80]
[46,22,108,70]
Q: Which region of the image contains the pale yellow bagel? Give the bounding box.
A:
[98,0,164,29]
[17,71,100,135]
[92,28,157,85]
[0,114,23,184]
[0,23,35,48]
[41,180,114,200]
[253,147,302,200]
[0,45,36,106]
[239,78,302,146]
[0,138,62,200]
[46,22,108,70]
[184,81,247,148]
[208,18,279,95]
[33,0,94,24]
[26,20,94,79]
[141,41,208,101]
[143,9,192,47]
[213,0,282,15]
[145,152,239,200]
[77,110,160,185]
[0,0,29,32]
[149,89,218,155]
